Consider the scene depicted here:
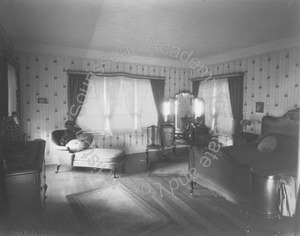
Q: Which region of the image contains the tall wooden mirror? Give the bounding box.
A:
[174,91,194,132]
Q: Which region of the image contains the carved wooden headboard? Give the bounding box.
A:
[261,108,299,138]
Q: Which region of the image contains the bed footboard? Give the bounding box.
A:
[189,146,250,204]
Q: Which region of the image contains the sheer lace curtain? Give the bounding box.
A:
[198,78,234,145]
[77,77,105,133]
[125,79,150,131]
[104,77,121,135]
[137,80,157,129]
[77,76,121,136]
[77,76,157,136]
[7,63,17,116]
[112,78,157,133]
[121,78,135,132]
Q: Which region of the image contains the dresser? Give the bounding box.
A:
[1,139,47,219]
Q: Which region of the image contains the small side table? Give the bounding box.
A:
[233,132,259,146]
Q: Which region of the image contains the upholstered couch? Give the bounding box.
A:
[51,130,126,177]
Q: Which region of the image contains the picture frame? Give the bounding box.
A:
[255,102,264,113]
[38,97,49,104]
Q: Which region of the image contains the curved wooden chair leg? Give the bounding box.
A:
[55,164,61,173]
[158,148,163,158]
[190,179,195,196]
[146,148,149,166]
[173,145,176,157]
[113,168,119,178]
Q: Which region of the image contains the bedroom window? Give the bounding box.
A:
[8,62,18,116]
[76,76,158,135]
[198,78,234,145]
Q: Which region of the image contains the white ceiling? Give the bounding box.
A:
[0,0,299,61]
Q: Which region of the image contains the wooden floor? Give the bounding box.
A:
[0,150,297,236]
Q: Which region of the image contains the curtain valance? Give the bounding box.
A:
[67,70,165,81]
[191,72,244,82]
[67,71,165,134]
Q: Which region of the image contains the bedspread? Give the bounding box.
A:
[278,174,298,217]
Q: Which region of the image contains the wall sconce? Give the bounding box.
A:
[163,98,174,123]
[194,98,204,117]
[240,119,251,133]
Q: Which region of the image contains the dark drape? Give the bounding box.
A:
[150,79,165,131]
[67,73,89,122]
[227,75,244,136]
[192,80,200,98]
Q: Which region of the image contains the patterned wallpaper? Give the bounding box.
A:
[13,46,300,164]
[193,46,300,134]
[14,52,193,164]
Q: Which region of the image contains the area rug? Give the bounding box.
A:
[67,184,170,236]
[148,155,189,177]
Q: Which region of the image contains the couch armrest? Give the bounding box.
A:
[56,146,69,151]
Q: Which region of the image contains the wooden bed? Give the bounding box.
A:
[189,108,299,217]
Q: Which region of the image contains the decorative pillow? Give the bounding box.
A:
[77,133,94,149]
[257,135,278,153]
[66,139,85,153]
[60,130,76,146]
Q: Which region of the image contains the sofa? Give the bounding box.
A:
[51,130,126,177]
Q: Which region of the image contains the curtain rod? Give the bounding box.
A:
[67,70,166,81]
[191,72,244,82]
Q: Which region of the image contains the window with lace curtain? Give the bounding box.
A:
[8,62,18,116]
[76,76,158,135]
[198,78,234,146]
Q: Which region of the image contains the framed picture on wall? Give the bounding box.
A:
[255,102,264,113]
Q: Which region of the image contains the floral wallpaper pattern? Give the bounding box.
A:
[194,46,300,134]
[14,52,193,164]
[14,46,300,164]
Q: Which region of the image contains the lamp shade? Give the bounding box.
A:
[194,98,205,117]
